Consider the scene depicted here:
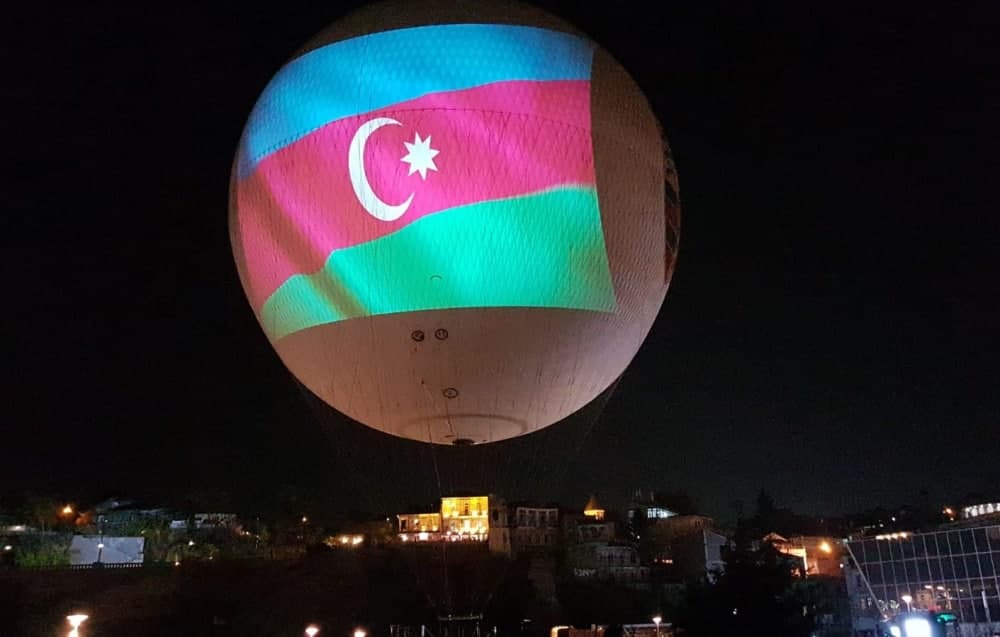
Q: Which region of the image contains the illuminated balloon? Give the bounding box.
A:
[230,0,681,445]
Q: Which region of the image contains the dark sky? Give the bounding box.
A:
[5,1,997,523]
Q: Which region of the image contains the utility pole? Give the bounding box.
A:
[842,540,887,622]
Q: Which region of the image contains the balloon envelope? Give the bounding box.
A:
[230,0,680,445]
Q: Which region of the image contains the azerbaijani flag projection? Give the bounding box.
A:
[234,24,616,341]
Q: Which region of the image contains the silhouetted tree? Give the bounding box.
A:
[673,542,820,637]
[756,489,776,518]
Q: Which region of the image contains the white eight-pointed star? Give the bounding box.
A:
[401,132,440,180]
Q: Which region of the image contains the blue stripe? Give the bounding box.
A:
[237,24,595,178]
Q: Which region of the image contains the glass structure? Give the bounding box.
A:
[846,523,1000,632]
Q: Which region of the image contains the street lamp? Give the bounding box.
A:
[305,625,320,637]
[67,613,88,637]
[354,628,367,637]
[652,615,662,637]
[67,614,88,628]
[901,594,913,611]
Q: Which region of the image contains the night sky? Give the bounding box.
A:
[5,2,996,523]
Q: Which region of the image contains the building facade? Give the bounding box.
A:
[512,505,560,554]
[566,541,649,589]
[397,496,490,543]
[631,515,730,583]
[441,496,489,538]
[765,533,843,577]
[583,495,606,521]
[845,523,1000,636]
[397,512,443,541]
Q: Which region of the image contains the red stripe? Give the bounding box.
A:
[235,80,595,310]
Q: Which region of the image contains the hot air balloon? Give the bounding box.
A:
[230,0,680,446]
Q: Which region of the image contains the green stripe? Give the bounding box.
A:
[261,187,616,341]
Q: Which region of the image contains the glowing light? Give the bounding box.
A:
[583,496,605,521]
[875,532,910,541]
[819,541,832,554]
[2,545,11,551]
[901,594,913,611]
[306,625,320,637]
[902,617,931,637]
[646,507,676,519]
[61,505,74,516]
[354,629,367,637]
[67,614,89,629]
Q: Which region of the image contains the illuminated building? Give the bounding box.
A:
[961,501,1000,521]
[764,533,842,577]
[563,496,616,546]
[583,495,605,521]
[397,513,442,535]
[845,521,1000,635]
[441,496,489,539]
[397,496,489,543]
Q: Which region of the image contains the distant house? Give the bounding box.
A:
[563,495,617,547]
[511,504,560,555]
[762,532,842,577]
[566,541,648,589]
[91,497,171,534]
[397,495,490,544]
[168,513,240,530]
[641,515,729,581]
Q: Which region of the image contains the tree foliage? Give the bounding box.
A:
[13,533,71,568]
[672,542,820,637]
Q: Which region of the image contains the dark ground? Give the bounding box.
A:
[1,546,555,637]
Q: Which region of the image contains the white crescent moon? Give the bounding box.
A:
[348,117,414,222]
